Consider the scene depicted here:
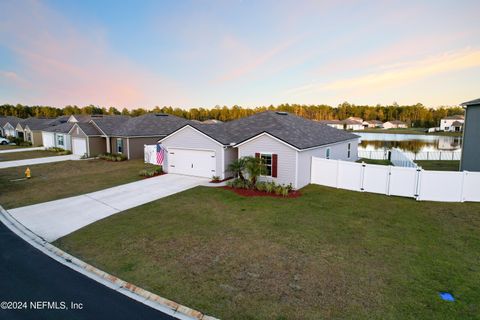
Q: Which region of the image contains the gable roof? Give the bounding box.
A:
[20,117,60,130]
[0,116,22,128]
[89,115,131,135]
[44,122,75,134]
[110,113,188,137]
[177,111,359,150]
[451,121,463,126]
[460,98,480,107]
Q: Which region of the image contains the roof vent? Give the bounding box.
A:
[155,113,169,117]
[275,111,288,115]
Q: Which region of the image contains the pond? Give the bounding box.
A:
[356,133,462,153]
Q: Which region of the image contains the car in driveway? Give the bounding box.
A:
[0,137,10,145]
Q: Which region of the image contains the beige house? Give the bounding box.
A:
[383,120,408,129]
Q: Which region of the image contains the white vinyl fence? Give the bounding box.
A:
[310,157,480,202]
[390,148,418,168]
[358,149,461,161]
[144,145,157,164]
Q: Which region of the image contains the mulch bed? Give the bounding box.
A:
[221,186,301,198]
[141,172,166,179]
[209,177,233,183]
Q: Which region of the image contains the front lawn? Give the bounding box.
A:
[0,145,33,150]
[0,150,60,161]
[55,185,480,319]
[416,160,460,171]
[0,159,155,208]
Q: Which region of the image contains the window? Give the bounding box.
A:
[326,147,331,159]
[347,143,351,158]
[116,138,123,154]
[260,153,272,176]
[57,135,64,146]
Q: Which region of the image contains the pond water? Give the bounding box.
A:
[356,132,462,153]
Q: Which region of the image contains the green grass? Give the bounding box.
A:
[0,144,33,150]
[55,185,480,319]
[0,159,155,208]
[416,161,460,171]
[0,150,60,161]
[357,158,392,165]
[356,128,462,136]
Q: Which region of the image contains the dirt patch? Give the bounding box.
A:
[221,186,301,198]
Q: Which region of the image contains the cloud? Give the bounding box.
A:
[0,0,189,108]
[286,48,480,97]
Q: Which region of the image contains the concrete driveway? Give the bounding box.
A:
[8,174,208,242]
[0,154,81,169]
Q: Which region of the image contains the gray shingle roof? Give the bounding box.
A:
[76,122,103,136]
[444,115,464,120]
[461,98,480,106]
[89,116,131,135]
[22,117,61,130]
[0,116,22,128]
[185,111,359,149]
[110,113,188,137]
[44,122,75,134]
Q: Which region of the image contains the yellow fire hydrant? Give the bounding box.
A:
[25,167,31,179]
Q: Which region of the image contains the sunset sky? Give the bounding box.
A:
[0,0,479,109]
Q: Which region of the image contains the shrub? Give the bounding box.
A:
[154,166,163,174]
[255,181,267,192]
[211,175,221,182]
[99,153,127,162]
[274,185,284,196]
[265,181,276,193]
[139,166,163,177]
[281,185,290,197]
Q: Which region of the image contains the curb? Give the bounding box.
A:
[0,205,218,320]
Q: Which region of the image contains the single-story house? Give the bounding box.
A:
[42,122,74,150]
[90,114,188,159]
[440,115,464,132]
[383,120,408,129]
[318,120,344,130]
[68,122,108,157]
[159,111,359,189]
[343,119,364,130]
[0,116,22,137]
[21,117,69,146]
[460,98,480,171]
[363,120,383,128]
[347,116,364,123]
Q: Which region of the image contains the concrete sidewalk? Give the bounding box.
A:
[8,174,208,241]
[0,146,45,153]
[0,154,80,169]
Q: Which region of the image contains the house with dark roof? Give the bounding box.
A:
[159,111,359,189]
[42,114,99,151]
[460,98,480,171]
[66,113,188,158]
[0,116,22,137]
[20,117,69,146]
[363,120,383,128]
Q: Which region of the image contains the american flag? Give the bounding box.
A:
[156,143,165,165]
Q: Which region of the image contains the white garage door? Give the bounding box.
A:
[72,137,87,156]
[168,148,216,178]
[42,132,55,148]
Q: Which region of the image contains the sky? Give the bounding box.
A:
[0,0,479,109]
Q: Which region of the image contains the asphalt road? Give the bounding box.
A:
[0,222,175,320]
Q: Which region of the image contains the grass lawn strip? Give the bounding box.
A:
[0,150,60,161]
[0,159,156,209]
[55,185,480,319]
[416,160,460,171]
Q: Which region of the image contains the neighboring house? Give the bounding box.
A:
[343,119,364,130]
[318,120,344,130]
[347,116,363,123]
[159,111,359,189]
[383,120,408,129]
[363,120,383,128]
[460,98,480,171]
[42,122,74,150]
[203,119,223,124]
[91,114,187,159]
[21,117,69,146]
[440,115,464,132]
[68,122,107,157]
[0,116,22,137]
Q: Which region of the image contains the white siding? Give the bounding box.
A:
[224,147,238,178]
[297,138,359,189]
[160,126,227,179]
[237,134,297,188]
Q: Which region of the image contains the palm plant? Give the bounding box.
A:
[244,156,267,185]
[228,158,246,180]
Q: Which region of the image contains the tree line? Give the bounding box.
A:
[0,102,464,128]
